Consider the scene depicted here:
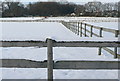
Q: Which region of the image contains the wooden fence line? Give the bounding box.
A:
[1,19,119,80]
[1,41,119,47]
[82,23,119,36]
[1,40,120,59]
[61,21,120,59]
[102,47,120,58]
[1,59,119,69]
[62,21,120,37]
[1,39,120,80]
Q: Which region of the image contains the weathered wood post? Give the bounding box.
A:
[115,30,119,37]
[100,28,103,37]
[77,22,80,36]
[66,22,68,28]
[90,26,93,37]
[47,38,53,81]
[80,22,82,37]
[85,24,87,37]
[76,23,77,34]
[114,47,117,59]
[98,47,102,55]
[69,22,71,29]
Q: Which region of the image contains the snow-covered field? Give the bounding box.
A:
[2,68,118,79]
[0,17,119,79]
[44,17,118,22]
[0,17,44,20]
[0,17,118,22]
[1,22,118,41]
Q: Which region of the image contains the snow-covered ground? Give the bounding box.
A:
[0,17,118,22]
[85,22,118,30]
[1,47,118,61]
[1,22,118,41]
[2,68,118,79]
[0,17,44,20]
[44,17,118,22]
[1,22,81,41]
[0,17,119,79]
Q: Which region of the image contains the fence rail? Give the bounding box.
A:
[1,39,120,80]
[1,59,119,69]
[62,21,120,37]
[1,41,119,47]
[1,19,120,80]
[61,21,120,59]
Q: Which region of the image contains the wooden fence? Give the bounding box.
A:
[61,21,120,37]
[1,20,120,80]
[61,21,120,58]
[1,39,120,81]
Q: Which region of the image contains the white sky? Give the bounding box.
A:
[1,0,120,3]
[20,0,120,2]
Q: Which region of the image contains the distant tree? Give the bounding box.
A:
[2,1,27,17]
[27,2,75,16]
[74,5,85,16]
[1,1,119,17]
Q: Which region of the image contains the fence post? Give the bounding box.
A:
[115,30,119,37]
[77,22,80,36]
[80,22,82,37]
[114,47,117,59]
[85,24,87,37]
[100,28,103,37]
[47,38,53,81]
[68,22,71,30]
[98,47,102,55]
[90,26,93,37]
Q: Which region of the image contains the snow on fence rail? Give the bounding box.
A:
[1,39,120,80]
[1,59,120,69]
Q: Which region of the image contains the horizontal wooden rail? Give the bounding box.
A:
[1,59,47,68]
[82,22,119,34]
[1,41,47,47]
[62,21,120,59]
[1,41,120,47]
[62,21,120,37]
[1,59,119,69]
[102,47,120,58]
[82,27,100,37]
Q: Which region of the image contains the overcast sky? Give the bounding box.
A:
[1,0,120,4]
[19,0,120,2]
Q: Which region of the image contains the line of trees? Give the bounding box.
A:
[1,1,120,17]
[1,1,75,17]
[28,2,75,16]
